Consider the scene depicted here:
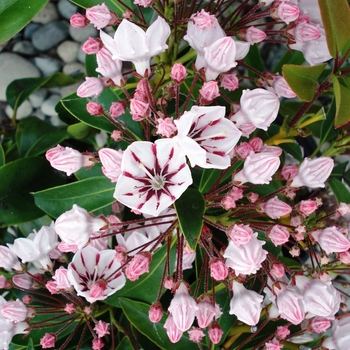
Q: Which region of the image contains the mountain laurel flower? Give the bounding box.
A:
[55,204,105,250]
[208,322,224,344]
[0,246,22,271]
[196,295,216,328]
[164,314,183,343]
[193,9,216,29]
[172,105,242,169]
[271,1,300,24]
[281,164,299,181]
[311,227,350,254]
[203,37,237,81]
[199,81,220,103]
[188,328,205,343]
[297,199,318,216]
[337,202,350,216]
[96,47,123,86]
[114,140,192,216]
[77,77,108,98]
[229,281,263,326]
[100,17,171,76]
[94,320,110,338]
[46,145,95,176]
[290,157,334,188]
[149,302,163,323]
[221,73,239,91]
[309,316,331,333]
[270,263,285,279]
[265,338,283,350]
[234,142,254,159]
[233,151,280,185]
[267,225,290,246]
[81,37,103,54]
[109,101,126,118]
[1,299,28,323]
[241,26,266,44]
[224,233,268,275]
[323,315,350,350]
[86,101,104,116]
[168,282,198,332]
[86,3,112,30]
[40,333,56,349]
[70,13,88,28]
[125,252,152,281]
[170,63,188,84]
[209,258,228,281]
[259,196,292,219]
[156,117,177,137]
[98,148,123,183]
[134,0,153,8]
[292,21,321,43]
[270,75,297,98]
[68,245,126,303]
[130,98,150,121]
[227,224,253,246]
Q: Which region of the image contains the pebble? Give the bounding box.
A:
[60,82,82,97]
[23,23,41,40]
[57,0,78,20]
[69,24,97,43]
[57,41,79,63]
[32,21,69,51]
[41,94,61,117]
[12,41,37,56]
[5,100,33,120]
[0,53,41,101]
[63,62,85,75]
[28,89,48,109]
[77,48,86,64]
[32,2,60,24]
[34,57,63,77]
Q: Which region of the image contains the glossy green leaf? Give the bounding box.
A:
[119,298,198,350]
[319,98,338,145]
[16,117,68,157]
[33,176,115,218]
[344,169,350,188]
[283,64,326,102]
[280,143,302,162]
[18,215,52,237]
[85,54,98,77]
[0,0,48,45]
[331,75,350,128]
[116,337,135,350]
[273,50,305,74]
[199,169,221,194]
[318,0,350,57]
[26,338,34,350]
[331,162,348,178]
[0,145,5,166]
[328,177,350,204]
[174,188,205,250]
[6,73,83,110]
[70,0,132,13]
[67,122,95,140]
[243,44,264,77]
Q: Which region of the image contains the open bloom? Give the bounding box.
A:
[114,141,192,216]
[323,315,350,350]
[67,245,126,303]
[100,17,170,76]
[311,227,350,254]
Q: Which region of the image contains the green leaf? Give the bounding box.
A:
[174,188,205,250]
[0,144,5,166]
[280,143,302,162]
[319,98,338,145]
[331,75,350,128]
[70,0,133,14]
[0,0,48,45]
[199,169,221,194]
[328,177,350,204]
[115,337,135,350]
[26,338,34,350]
[344,169,350,188]
[318,0,350,57]
[331,162,348,178]
[119,298,198,350]
[16,117,68,157]
[18,215,52,237]
[283,64,326,102]
[33,176,115,218]
[273,50,305,74]
[243,44,265,77]
[67,122,95,140]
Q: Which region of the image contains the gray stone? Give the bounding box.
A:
[77,48,86,64]
[34,57,63,77]
[63,62,85,75]
[32,2,59,24]
[0,53,41,101]
[24,23,41,40]
[57,41,79,63]
[12,41,37,56]
[28,88,48,108]
[31,109,46,121]
[57,0,78,20]
[50,114,66,127]
[69,24,97,43]
[32,21,69,51]
[5,100,33,120]
[41,94,61,117]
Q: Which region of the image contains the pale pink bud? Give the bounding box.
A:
[64,303,75,314]
[293,21,321,43]
[276,325,290,340]
[0,246,21,271]
[82,37,103,54]
[265,338,283,350]
[260,197,292,219]
[53,266,71,290]
[98,148,123,183]
[199,81,220,103]
[208,322,224,344]
[0,275,7,289]
[149,302,163,323]
[209,258,228,281]
[12,274,33,289]
[312,227,350,254]
[134,0,153,7]
[125,252,151,281]
[235,142,254,159]
[196,295,216,328]
[92,338,104,350]
[94,320,110,338]
[337,203,350,216]
[221,195,236,210]
[227,224,253,246]
[170,63,188,84]
[242,26,266,44]
[1,299,28,322]
[96,47,123,86]
[289,245,300,257]
[109,101,126,118]
[130,98,150,120]
[270,263,285,279]
[164,314,183,343]
[163,276,175,290]
[45,281,59,294]
[168,282,198,332]
[40,333,56,349]
[249,137,263,152]
[229,187,244,201]
[22,295,32,304]
[193,9,216,29]
[70,13,88,28]
[309,316,331,333]
[260,145,282,157]
[297,199,318,216]
[77,77,107,98]
[188,328,205,343]
[111,130,123,141]
[86,3,112,30]
[220,73,239,91]
[134,80,149,101]
[156,117,177,137]
[272,76,296,98]
[247,192,259,203]
[123,11,132,19]
[267,225,290,246]
[281,165,298,181]
[339,250,350,264]
[272,1,300,24]
[86,101,104,116]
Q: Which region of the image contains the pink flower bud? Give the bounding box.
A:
[309,316,331,333]
[125,252,152,281]
[12,274,33,289]
[98,148,123,183]
[94,320,110,338]
[339,250,350,264]
[297,199,318,216]
[267,225,290,246]
[109,101,126,118]
[164,314,183,343]
[281,164,298,181]
[241,26,266,44]
[276,325,290,340]
[130,98,150,120]
[247,192,259,203]
[40,333,56,349]
[53,266,71,290]
[271,263,285,279]
[0,275,7,289]
[156,117,177,138]
[337,203,350,216]
[111,130,123,141]
[227,224,253,246]
[170,63,188,84]
[193,9,216,29]
[188,328,205,343]
[272,1,300,24]
[163,276,175,290]
[260,197,292,219]
[22,295,32,304]
[289,245,300,257]
[92,338,104,350]
[265,338,283,350]
[312,227,350,254]
[199,81,220,103]
[86,3,112,30]
[249,137,263,152]
[96,47,123,86]
[229,187,244,201]
[86,101,104,116]
[0,246,21,271]
[221,195,236,210]
[82,37,103,54]
[292,21,321,43]
[209,258,228,281]
[196,295,216,328]
[70,13,88,28]
[272,76,296,98]
[45,281,59,294]
[149,302,163,323]
[1,299,28,322]
[220,73,239,91]
[64,303,75,314]
[77,77,107,98]
[208,322,224,344]
[134,0,153,7]
[235,142,254,159]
